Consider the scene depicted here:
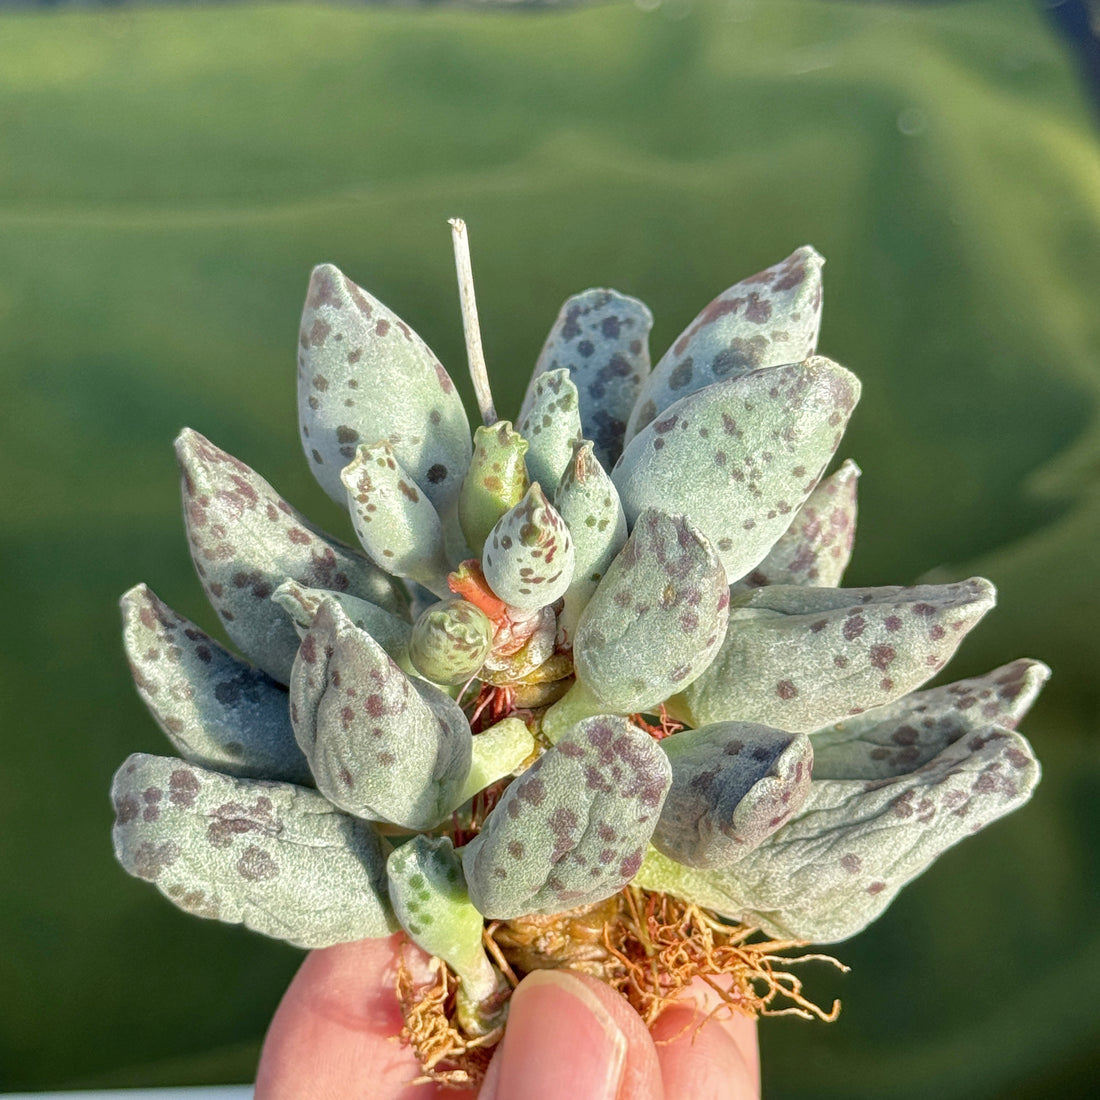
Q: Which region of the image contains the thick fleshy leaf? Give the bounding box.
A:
[731,459,859,591]
[481,484,575,612]
[522,288,653,469]
[288,598,471,829]
[653,723,813,870]
[625,247,824,443]
[572,508,729,713]
[812,658,1050,781]
[611,358,861,582]
[517,369,584,496]
[271,579,414,676]
[121,585,310,785]
[176,428,407,684]
[409,598,494,686]
[458,421,530,555]
[111,753,395,948]
[341,441,452,597]
[387,836,504,1035]
[297,263,472,513]
[462,716,672,919]
[635,724,1040,943]
[674,579,996,732]
[458,717,537,805]
[553,440,628,647]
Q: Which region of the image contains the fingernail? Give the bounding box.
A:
[482,969,627,1100]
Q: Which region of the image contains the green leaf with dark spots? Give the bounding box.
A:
[409,598,494,686]
[458,421,530,555]
[516,368,583,496]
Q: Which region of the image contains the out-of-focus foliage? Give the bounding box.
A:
[0,1,1097,1096]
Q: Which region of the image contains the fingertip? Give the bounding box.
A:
[651,1002,759,1100]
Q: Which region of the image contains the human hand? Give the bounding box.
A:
[256,933,759,1099]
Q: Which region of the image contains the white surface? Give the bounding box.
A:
[3,1090,252,1099]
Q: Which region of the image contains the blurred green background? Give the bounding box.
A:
[1,0,1098,1094]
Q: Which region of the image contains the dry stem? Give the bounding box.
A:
[448,217,497,425]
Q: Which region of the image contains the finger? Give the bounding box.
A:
[255,933,477,1100]
[650,978,759,1100]
[479,969,663,1100]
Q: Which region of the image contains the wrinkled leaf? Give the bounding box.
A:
[517,368,584,496]
[675,578,996,732]
[522,288,653,469]
[812,658,1050,780]
[288,598,471,829]
[176,428,407,684]
[458,421,530,555]
[462,716,672,919]
[409,598,494,686]
[625,247,824,442]
[121,584,311,785]
[553,440,628,647]
[481,483,575,612]
[653,722,813,870]
[297,263,472,514]
[611,357,861,582]
[111,753,395,948]
[636,724,1040,943]
[342,440,452,597]
[572,508,729,713]
[731,459,859,591]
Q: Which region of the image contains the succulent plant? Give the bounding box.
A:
[112,221,1044,1075]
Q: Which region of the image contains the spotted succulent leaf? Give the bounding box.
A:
[625,247,824,442]
[288,598,471,829]
[652,723,813,870]
[732,458,859,591]
[409,598,494,686]
[297,263,472,513]
[636,724,1040,943]
[611,357,861,583]
[462,716,672,919]
[111,753,395,948]
[176,428,407,685]
[122,584,311,785]
[481,483,575,612]
[675,578,996,732]
[811,658,1050,781]
[523,288,653,469]
[517,368,583,495]
[458,421,530,555]
[342,441,453,597]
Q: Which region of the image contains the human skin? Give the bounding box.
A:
[256,933,759,1100]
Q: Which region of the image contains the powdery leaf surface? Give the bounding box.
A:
[288,599,471,829]
[111,752,395,948]
[297,263,471,513]
[462,716,672,919]
[653,722,813,870]
[611,357,860,583]
[517,369,584,497]
[122,584,310,785]
[731,459,859,591]
[459,421,530,555]
[573,508,729,713]
[811,658,1050,780]
[625,247,824,442]
[677,579,996,732]
[176,428,407,685]
[522,288,653,470]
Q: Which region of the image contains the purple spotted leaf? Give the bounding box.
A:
[517,369,584,496]
[674,579,996,733]
[522,288,653,469]
[481,483,575,612]
[177,428,408,685]
[571,508,729,714]
[611,357,861,583]
[462,716,672,919]
[111,753,395,947]
[553,440,628,647]
[653,723,813,870]
[288,598,471,829]
[625,247,824,443]
[122,585,311,785]
[731,459,859,592]
[341,441,452,597]
[812,658,1050,780]
[636,724,1040,943]
[458,421,530,555]
[297,263,472,514]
